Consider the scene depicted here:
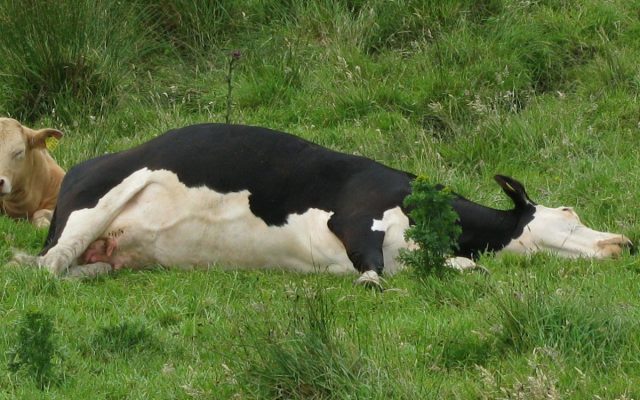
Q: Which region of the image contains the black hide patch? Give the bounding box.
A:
[451,195,536,258]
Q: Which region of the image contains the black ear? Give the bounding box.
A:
[494,175,536,209]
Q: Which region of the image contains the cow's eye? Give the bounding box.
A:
[12,150,24,159]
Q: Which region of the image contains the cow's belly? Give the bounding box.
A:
[91,171,357,273]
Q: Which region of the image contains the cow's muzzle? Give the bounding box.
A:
[0,176,11,195]
[597,235,634,257]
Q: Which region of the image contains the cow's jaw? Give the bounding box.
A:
[503,205,630,259]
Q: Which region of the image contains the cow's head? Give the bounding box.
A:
[496,175,632,259]
[0,117,63,197]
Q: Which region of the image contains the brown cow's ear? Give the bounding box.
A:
[28,128,63,149]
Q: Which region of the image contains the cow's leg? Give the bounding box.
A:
[32,209,52,229]
[38,168,157,276]
[328,215,386,288]
[12,249,113,278]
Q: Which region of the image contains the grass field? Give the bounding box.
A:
[1,0,640,398]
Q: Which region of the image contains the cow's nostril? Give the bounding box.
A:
[0,178,4,186]
[618,236,634,253]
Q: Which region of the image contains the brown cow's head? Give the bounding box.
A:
[0,117,63,197]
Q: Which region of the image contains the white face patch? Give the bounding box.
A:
[0,118,28,195]
[371,206,414,275]
[503,205,630,259]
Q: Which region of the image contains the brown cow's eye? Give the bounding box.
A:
[12,150,24,159]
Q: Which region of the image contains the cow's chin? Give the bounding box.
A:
[503,229,632,260]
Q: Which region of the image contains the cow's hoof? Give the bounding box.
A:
[9,250,39,267]
[32,218,51,229]
[41,247,76,276]
[445,257,490,274]
[32,209,53,229]
[4,259,20,268]
[354,270,383,290]
[64,262,113,279]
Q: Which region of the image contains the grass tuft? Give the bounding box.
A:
[90,320,160,355]
[237,284,369,399]
[0,1,150,123]
[494,276,640,368]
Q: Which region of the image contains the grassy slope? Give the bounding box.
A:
[1,0,640,398]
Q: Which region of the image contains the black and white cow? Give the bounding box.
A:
[14,124,631,284]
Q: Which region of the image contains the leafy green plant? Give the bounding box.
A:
[8,311,63,389]
[399,175,461,277]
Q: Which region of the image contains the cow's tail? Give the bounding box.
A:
[40,207,58,255]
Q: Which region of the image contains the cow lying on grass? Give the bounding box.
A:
[12,124,631,284]
[0,118,64,228]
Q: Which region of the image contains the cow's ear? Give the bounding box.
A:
[28,128,63,149]
[494,175,536,209]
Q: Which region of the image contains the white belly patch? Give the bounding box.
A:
[73,170,359,273]
[371,206,413,275]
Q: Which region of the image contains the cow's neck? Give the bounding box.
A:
[1,150,63,219]
[450,195,534,258]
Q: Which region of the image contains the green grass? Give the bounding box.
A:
[2,0,640,398]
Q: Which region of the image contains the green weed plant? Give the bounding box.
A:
[400,176,461,278]
[8,311,62,389]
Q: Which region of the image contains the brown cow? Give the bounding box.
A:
[0,118,64,228]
